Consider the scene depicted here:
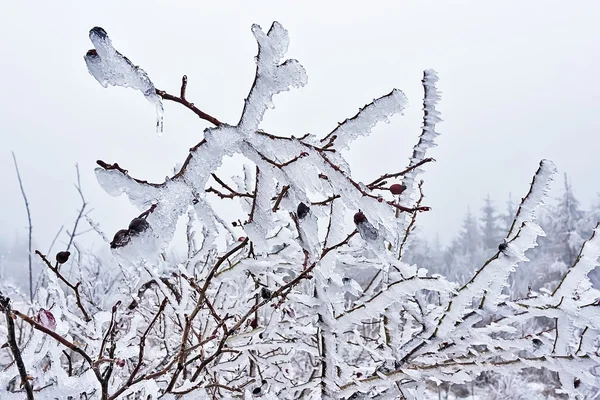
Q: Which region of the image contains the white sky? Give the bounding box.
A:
[1,1,599,251]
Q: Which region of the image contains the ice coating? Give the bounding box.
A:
[85,27,164,133]
[68,20,600,399]
[396,70,442,250]
[322,89,408,151]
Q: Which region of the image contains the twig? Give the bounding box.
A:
[11,152,33,302]
[398,180,425,259]
[367,158,435,190]
[156,76,222,126]
[108,298,168,399]
[0,292,34,399]
[35,250,91,322]
[66,164,88,252]
[272,185,289,212]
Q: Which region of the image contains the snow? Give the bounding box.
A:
[2,20,599,400]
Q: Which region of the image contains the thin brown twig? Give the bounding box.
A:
[156,75,222,126]
[35,250,91,322]
[398,180,425,259]
[109,298,168,399]
[321,154,430,213]
[367,158,435,190]
[11,152,33,302]
[66,164,88,252]
[272,185,289,212]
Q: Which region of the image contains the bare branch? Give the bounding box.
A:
[11,152,33,302]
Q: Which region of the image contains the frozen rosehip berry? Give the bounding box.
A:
[37,309,56,331]
[238,236,246,242]
[377,197,383,203]
[261,287,272,300]
[111,229,131,249]
[128,218,149,235]
[297,202,310,219]
[353,211,366,224]
[389,184,407,195]
[56,251,70,264]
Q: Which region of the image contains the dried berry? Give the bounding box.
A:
[37,309,56,331]
[252,387,261,395]
[261,287,272,300]
[56,251,70,264]
[574,378,581,388]
[389,183,407,195]
[128,217,150,235]
[297,202,310,219]
[498,242,508,252]
[377,197,383,203]
[532,338,543,348]
[111,229,131,249]
[353,211,366,224]
[90,26,108,39]
[342,277,350,284]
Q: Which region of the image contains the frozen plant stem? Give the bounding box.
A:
[11,152,33,302]
[0,292,34,400]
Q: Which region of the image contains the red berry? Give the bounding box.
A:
[377,197,383,203]
[238,236,246,242]
[116,359,125,367]
[37,309,56,331]
[300,152,309,157]
[389,184,407,195]
[353,211,366,224]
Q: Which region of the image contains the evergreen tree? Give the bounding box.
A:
[445,208,485,283]
[499,193,516,234]
[548,173,586,266]
[480,195,501,250]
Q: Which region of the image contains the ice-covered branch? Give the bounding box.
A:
[397,70,441,209]
[320,89,408,150]
[9,19,595,400]
[0,293,34,400]
[85,27,164,132]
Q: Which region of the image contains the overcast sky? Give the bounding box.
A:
[1,1,599,252]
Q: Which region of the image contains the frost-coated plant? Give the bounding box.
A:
[1,21,600,400]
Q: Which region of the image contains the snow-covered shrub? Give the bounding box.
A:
[1,21,599,400]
